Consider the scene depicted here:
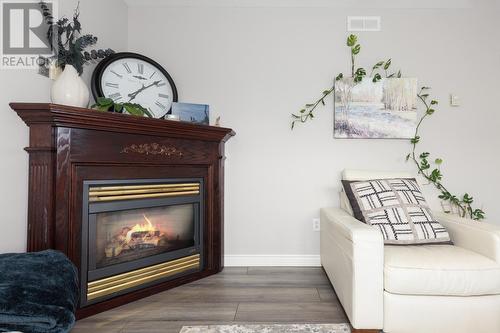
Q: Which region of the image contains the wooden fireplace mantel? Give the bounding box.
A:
[11,103,235,142]
[10,103,235,318]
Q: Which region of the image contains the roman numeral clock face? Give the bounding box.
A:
[98,56,176,118]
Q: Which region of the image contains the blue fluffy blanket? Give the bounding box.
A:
[0,250,79,333]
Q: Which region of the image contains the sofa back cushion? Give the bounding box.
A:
[340,190,354,216]
[342,169,413,181]
[342,176,451,245]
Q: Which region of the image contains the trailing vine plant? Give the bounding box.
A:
[291,35,396,129]
[291,34,485,220]
[409,89,485,220]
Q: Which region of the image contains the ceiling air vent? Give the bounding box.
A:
[347,16,381,32]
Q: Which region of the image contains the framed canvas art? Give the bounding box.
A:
[334,78,418,139]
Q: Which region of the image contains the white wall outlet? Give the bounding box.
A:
[312,218,320,231]
[450,94,461,107]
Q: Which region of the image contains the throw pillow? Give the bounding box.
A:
[342,178,451,245]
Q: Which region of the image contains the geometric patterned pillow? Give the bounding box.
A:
[342,178,451,245]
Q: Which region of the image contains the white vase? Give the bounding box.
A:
[51,64,90,108]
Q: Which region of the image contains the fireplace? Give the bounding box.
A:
[11,103,234,317]
[81,179,203,305]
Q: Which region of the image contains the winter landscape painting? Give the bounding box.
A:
[334,78,418,139]
[171,102,210,125]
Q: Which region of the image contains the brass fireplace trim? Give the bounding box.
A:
[89,183,200,202]
[87,254,200,301]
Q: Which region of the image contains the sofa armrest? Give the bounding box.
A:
[434,211,500,264]
[320,208,384,330]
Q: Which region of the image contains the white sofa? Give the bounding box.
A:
[320,170,500,333]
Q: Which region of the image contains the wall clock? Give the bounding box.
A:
[91,52,178,118]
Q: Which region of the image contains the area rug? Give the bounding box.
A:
[179,324,350,333]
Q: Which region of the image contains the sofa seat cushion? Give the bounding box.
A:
[384,245,500,296]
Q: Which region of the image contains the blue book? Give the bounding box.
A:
[171,102,209,125]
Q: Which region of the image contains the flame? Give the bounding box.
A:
[125,214,159,243]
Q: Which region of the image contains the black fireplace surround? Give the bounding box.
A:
[80,178,204,306]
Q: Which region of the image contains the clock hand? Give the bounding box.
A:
[127,80,162,102]
[127,84,145,102]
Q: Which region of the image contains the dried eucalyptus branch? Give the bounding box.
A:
[38,1,114,75]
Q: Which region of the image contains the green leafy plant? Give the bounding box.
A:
[92,97,153,118]
[291,34,485,220]
[291,34,397,129]
[38,1,114,75]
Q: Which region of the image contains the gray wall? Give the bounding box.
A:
[0,0,128,253]
[1,0,499,258]
[127,1,500,258]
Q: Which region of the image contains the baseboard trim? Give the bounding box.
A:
[224,255,321,267]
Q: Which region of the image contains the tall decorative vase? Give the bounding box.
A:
[51,65,90,108]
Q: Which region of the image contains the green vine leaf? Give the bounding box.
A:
[420,152,430,159]
[372,61,384,70]
[439,191,451,200]
[472,209,485,220]
[429,169,442,182]
[355,68,366,75]
[352,44,361,55]
[435,158,443,165]
[420,159,430,170]
[347,34,357,47]
[463,193,474,204]
[383,58,392,70]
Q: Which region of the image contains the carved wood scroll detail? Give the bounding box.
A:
[121,143,184,157]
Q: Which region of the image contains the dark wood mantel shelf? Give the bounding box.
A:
[11,103,235,142]
[10,102,235,318]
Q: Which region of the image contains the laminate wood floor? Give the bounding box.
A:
[72,267,347,333]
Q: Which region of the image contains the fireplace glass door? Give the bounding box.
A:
[81,178,203,306]
[94,204,195,269]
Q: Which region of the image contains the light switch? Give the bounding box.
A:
[450,94,460,107]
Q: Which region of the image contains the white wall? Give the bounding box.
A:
[0,0,128,253]
[127,1,500,262]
